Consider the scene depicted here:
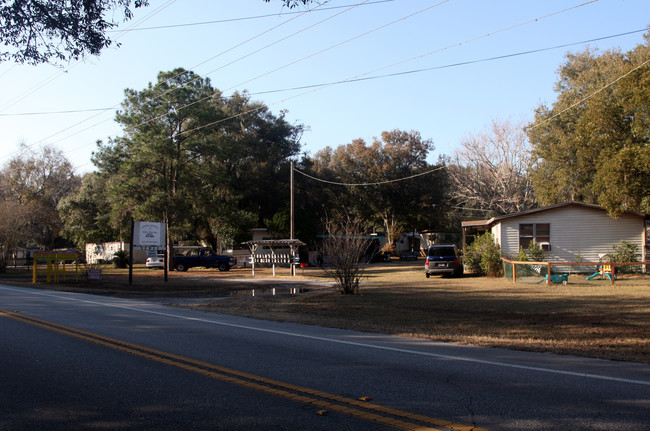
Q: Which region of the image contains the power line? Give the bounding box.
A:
[6,0,601,136]
[0,0,341,161]
[0,108,114,117]
[136,0,382,131]
[529,57,650,129]
[106,0,396,32]
[0,0,179,162]
[0,0,618,173]
[293,165,446,187]
[0,0,177,114]
[222,0,451,93]
[176,0,602,139]
[250,29,648,95]
[2,28,644,118]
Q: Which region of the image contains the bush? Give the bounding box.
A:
[515,247,528,262]
[465,233,503,277]
[612,240,639,273]
[112,250,129,268]
[513,242,545,277]
[515,242,544,262]
[527,241,545,262]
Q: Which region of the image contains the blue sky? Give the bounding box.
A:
[0,0,648,174]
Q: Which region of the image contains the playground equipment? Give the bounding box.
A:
[586,253,616,281]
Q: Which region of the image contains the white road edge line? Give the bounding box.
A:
[3,284,650,387]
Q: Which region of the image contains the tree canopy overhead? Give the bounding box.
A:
[0,0,317,65]
[527,33,650,217]
[0,0,149,65]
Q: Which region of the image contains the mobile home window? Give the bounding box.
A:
[519,223,550,249]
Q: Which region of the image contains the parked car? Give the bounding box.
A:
[425,245,463,277]
[146,254,165,269]
[172,247,236,272]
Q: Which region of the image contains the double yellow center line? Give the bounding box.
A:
[0,308,488,431]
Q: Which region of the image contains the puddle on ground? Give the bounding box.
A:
[230,286,311,297]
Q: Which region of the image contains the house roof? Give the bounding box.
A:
[241,239,306,247]
[463,201,648,229]
[460,219,490,228]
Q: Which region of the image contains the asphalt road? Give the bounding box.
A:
[1,283,649,431]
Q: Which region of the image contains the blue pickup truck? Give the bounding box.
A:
[172,247,236,272]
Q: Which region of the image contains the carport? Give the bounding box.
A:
[241,239,305,276]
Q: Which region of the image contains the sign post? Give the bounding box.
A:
[130,220,167,285]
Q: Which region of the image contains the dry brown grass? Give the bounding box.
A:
[5,261,650,364]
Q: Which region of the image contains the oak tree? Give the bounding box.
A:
[527,34,650,217]
[310,130,444,247]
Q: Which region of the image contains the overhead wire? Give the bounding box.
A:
[175,0,601,139]
[64,0,611,161]
[249,28,648,96]
[6,0,600,146]
[0,0,179,161]
[528,57,650,130]
[313,0,601,98]
[223,0,451,92]
[132,0,379,131]
[0,0,626,176]
[105,0,396,32]
[2,28,645,118]
[0,0,177,114]
[38,0,380,152]
[293,164,447,187]
[0,0,340,163]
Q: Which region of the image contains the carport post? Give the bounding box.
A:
[249,243,258,277]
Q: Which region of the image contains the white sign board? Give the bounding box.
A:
[133,222,166,247]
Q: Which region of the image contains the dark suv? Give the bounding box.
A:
[425,245,463,277]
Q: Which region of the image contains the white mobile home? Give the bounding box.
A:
[462,202,648,266]
[85,242,147,264]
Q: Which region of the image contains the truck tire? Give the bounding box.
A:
[218,262,229,272]
[175,262,187,272]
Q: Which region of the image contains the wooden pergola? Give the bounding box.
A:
[241,239,305,276]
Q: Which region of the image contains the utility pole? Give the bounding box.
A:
[290,160,294,240]
[290,160,295,276]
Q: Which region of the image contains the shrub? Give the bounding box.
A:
[612,240,639,273]
[527,241,545,262]
[515,247,528,262]
[515,242,544,262]
[112,250,129,268]
[465,233,503,277]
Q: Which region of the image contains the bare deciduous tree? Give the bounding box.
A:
[321,216,373,295]
[0,201,29,272]
[447,119,535,216]
[0,144,80,249]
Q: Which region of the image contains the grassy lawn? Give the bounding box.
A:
[4,260,650,364]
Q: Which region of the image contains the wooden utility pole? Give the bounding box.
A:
[290,160,294,240]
